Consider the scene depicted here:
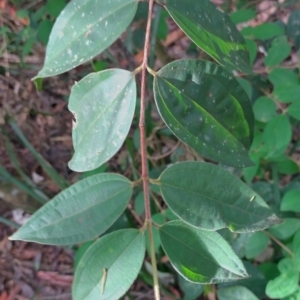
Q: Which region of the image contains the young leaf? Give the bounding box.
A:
[217,286,259,300]
[159,220,248,283]
[157,161,281,232]
[9,174,133,245]
[73,229,145,300]
[68,69,136,172]
[158,0,251,73]
[33,0,138,79]
[153,59,254,168]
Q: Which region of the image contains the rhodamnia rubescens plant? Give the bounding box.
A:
[9,0,283,299]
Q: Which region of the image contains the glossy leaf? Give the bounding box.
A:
[157,162,281,232]
[73,229,145,300]
[34,0,138,79]
[264,36,291,67]
[153,59,254,168]
[159,220,248,283]
[253,97,276,122]
[280,190,300,212]
[68,69,136,172]
[218,286,259,300]
[263,115,292,159]
[158,0,251,73]
[9,174,133,245]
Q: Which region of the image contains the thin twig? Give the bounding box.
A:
[140,0,160,299]
[264,231,294,257]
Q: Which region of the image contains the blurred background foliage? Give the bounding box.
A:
[0,0,300,299]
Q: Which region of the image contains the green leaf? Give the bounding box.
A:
[9,173,133,245]
[266,271,299,299]
[225,262,267,298]
[253,96,276,122]
[245,232,269,259]
[264,36,291,67]
[230,9,256,25]
[134,192,145,216]
[280,190,300,212]
[259,262,280,281]
[263,115,292,159]
[269,218,300,240]
[283,289,300,300]
[74,240,95,269]
[46,0,66,19]
[287,10,300,49]
[153,59,254,168]
[34,0,138,79]
[245,38,257,65]
[275,157,299,175]
[37,20,53,45]
[158,0,251,73]
[157,162,281,232]
[273,85,300,103]
[68,69,136,172]
[288,102,300,120]
[268,69,299,87]
[159,220,248,283]
[178,274,204,300]
[217,286,259,300]
[242,23,284,40]
[73,229,145,300]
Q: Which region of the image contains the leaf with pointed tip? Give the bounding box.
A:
[72,229,145,300]
[153,59,254,168]
[9,173,133,245]
[158,0,251,73]
[68,69,136,172]
[159,220,248,284]
[33,0,138,79]
[157,162,281,232]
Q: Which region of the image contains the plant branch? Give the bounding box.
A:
[140,0,160,299]
[264,231,294,257]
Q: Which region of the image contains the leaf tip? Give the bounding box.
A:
[31,76,43,92]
